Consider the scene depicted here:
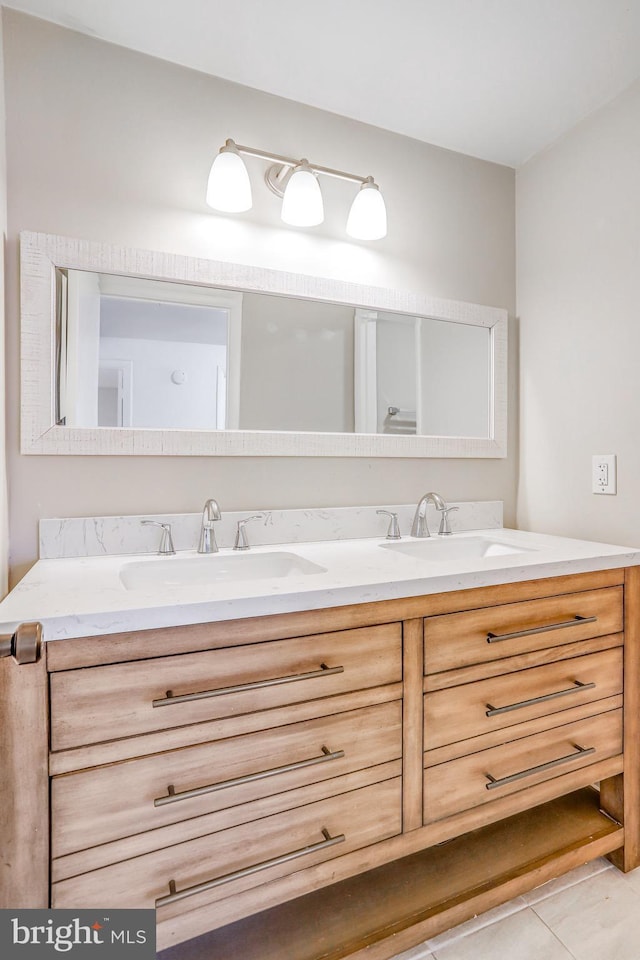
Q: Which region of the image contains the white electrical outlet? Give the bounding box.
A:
[592,454,617,494]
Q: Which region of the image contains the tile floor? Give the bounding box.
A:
[392,858,640,960]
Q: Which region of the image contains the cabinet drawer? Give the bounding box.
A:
[424,708,622,823]
[424,587,623,675]
[52,700,402,857]
[51,777,402,913]
[424,646,622,750]
[50,624,402,750]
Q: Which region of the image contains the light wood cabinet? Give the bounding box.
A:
[424,585,623,673]
[53,777,402,912]
[424,646,622,749]
[50,623,401,749]
[422,584,626,834]
[2,566,639,960]
[52,700,402,858]
[424,708,623,822]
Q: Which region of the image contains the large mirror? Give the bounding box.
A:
[21,232,507,457]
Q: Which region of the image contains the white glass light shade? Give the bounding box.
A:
[206,144,252,213]
[281,164,324,226]
[346,180,387,240]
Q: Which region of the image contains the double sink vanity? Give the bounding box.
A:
[2,499,640,959]
[6,229,639,957]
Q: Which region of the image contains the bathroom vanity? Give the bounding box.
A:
[2,520,640,959]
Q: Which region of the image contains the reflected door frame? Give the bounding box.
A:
[98,359,133,427]
[64,271,243,430]
[354,309,422,435]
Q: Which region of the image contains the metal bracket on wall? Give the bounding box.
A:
[0,622,42,663]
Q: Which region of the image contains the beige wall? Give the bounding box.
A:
[517,77,640,546]
[0,13,7,597]
[3,11,516,584]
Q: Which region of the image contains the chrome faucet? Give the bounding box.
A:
[411,492,448,538]
[141,520,175,555]
[438,503,459,536]
[198,499,221,553]
[377,509,401,540]
[234,514,264,551]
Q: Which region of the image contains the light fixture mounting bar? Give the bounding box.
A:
[233,142,369,185]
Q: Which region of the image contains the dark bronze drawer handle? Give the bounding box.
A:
[485,680,596,717]
[486,614,597,644]
[152,662,345,708]
[155,827,345,907]
[485,743,596,791]
[154,745,346,806]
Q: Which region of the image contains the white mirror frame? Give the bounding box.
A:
[20,231,507,457]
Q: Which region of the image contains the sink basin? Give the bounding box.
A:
[120,551,327,590]
[380,536,535,562]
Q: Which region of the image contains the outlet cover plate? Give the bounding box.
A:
[592,454,617,494]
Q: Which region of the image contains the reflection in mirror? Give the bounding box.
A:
[239,292,354,433]
[354,311,490,438]
[57,270,492,438]
[57,271,241,430]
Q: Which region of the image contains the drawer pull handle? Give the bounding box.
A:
[152,662,345,708]
[154,745,346,806]
[485,680,596,717]
[155,827,345,907]
[486,614,597,644]
[485,743,596,791]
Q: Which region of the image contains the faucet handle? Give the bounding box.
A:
[141,520,175,555]
[377,509,401,540]
[437,505,459,536]
[234,515,264,551]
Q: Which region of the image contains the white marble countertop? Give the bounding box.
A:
[1,527,640,641]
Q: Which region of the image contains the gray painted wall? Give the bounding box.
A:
[517,76,640,547]
[3,10,516,584]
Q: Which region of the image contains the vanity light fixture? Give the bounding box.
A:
[205,140,253,212]
[206,139,387,239]
[346,177,388,241]
[280,161,324,227]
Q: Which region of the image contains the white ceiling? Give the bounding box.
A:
[5,0,640,167]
